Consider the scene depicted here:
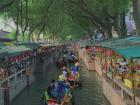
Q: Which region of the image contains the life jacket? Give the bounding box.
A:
[45,91,50,101]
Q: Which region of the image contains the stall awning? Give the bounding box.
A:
[16,43,40,50]
[100,36,140,49]
[116,46,140,58]
[99,36,140,59]
[1,46,32,56]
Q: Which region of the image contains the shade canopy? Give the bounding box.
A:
[98,36,140,59]
[16,43,40,50]
[116,46,140,58]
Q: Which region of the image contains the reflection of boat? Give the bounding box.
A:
[56,56,67,67]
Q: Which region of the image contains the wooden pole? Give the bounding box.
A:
[105,49,107,78]
[101,49,103,76]
[131,58,136,105]
[3,82,10,105]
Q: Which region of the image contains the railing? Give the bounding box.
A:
[0,88,4,105]
[136,97,140,105]
[114,79,134,97]
[103,77,134,105]
[1,69,25,85]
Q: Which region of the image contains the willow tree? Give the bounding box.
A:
[0,0,134,41]
[43,0,88,41]
[64,0,130,38]
[0,0,29,42]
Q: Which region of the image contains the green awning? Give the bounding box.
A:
[116,46,140,58]
[0,46,32,56]
[100,36,140,49]
[16,43,40,50]
[99,36,140,59]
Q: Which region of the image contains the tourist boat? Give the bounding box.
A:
[48,92,72,105]
[67,72,82,88]
[41,89,72,105]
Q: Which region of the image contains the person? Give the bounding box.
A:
[62,55,67,67]
[47,80,56,98]
[119,59,128,81]
[71,62,80,87]
[72,62,80,75]
[69,52,77,62]
[67,71,75,88]
[53,76,66,104]
[62,66,68,78]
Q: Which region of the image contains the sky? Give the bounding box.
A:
[0,18,16,32]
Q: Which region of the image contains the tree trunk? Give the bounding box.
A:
[15,26,19,43]
[106,29,112,39]
[132,0,140,35]
[31,32,35,43]
[15,0,20,43]
[29,29,33,42]
[22,33,25,42]
[114,12,127,38]
[120,12,127,38]
[28,34,31,42]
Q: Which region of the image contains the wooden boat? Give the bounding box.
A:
[41,89,72,105]
[67,72,82,88]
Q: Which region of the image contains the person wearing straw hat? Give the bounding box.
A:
[59,74,67,81]
[72,62,80,74]
[71,62,80,85]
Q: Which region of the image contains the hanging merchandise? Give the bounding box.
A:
[106,50,115,56]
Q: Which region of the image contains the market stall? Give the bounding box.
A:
[99,36,140,105]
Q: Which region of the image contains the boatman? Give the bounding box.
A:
[72,62,80,85]
[72,62,80,74]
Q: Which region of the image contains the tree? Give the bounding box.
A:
[132,0,140,35]
[0,0,132,42]
[64,0,130,38]
[0,0,15,11]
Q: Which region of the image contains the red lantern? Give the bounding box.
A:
[106,50,115,56]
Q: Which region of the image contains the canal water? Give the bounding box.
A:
[11,56,110,105]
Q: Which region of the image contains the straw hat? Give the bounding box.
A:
[62,66,66,70]
[59,75,66,81]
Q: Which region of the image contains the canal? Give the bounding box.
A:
[11,55,110,105]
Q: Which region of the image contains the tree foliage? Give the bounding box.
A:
[64,0,131,38]
[0,0,135,42]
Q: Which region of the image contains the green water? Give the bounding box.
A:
[11,59,110,105]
